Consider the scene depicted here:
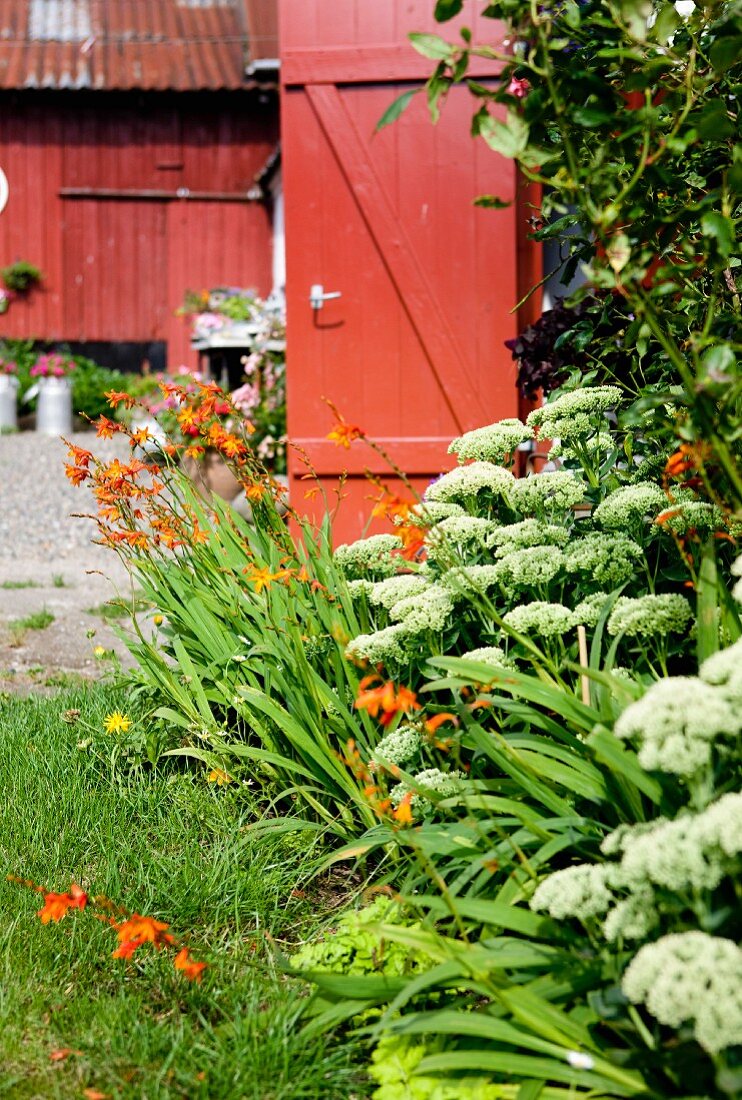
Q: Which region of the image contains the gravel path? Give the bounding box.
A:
[0,431,137,691]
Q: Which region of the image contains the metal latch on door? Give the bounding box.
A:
[309,284,342,310]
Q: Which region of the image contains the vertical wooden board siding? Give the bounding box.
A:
[281,0,503,50]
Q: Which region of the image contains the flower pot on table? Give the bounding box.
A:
[0,374,18,430]
[36,376,72,435]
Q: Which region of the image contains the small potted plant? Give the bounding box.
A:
[0,355,18,431]
[30,351,76,435]
[1,261,43,294]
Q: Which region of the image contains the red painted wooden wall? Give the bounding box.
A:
[280,0,534,543]
[0,93,277,369]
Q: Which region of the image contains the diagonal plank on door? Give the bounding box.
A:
[306,82,489,432]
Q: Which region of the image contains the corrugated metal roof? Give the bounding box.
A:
[0,0,252,91]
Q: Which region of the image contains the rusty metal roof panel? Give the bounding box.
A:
[0,0,251,91]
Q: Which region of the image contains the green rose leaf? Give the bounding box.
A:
[434,0,464,20]
[479,110,529,158]
[409,32,455,61]
[701,212,735,259]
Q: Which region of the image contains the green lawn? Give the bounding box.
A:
[0,687,366,1099]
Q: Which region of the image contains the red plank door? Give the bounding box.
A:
[280,0,524,543]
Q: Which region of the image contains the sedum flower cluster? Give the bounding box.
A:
[487,519,569,555]
[622,932,742,1054]
[345,623,411,668]
[494,544,565,587]
[448,418,533,465]
[423,462,515,506]
[390,585,455,633]
[571,592,612,628]
[565,532,643,587]
[407,500,464,527]
[502,601,574,638]
[593,482,668,531]
[526,385,622,439]
[459,645,517,672]
[607,593,693,640]
[334,534,402,580]
[370,724,421,768]
[368,574,430,611]
[390,767,467,809]
[732,554,742,605]
[614,672,741,777]
[440,564,500,596]
[509,470,586,514]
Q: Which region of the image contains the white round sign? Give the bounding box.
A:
[0,169,8,215]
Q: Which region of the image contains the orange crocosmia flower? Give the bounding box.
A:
[655,507,683,527]
[67,444,93,468]
[393,793,414,826]
[174,947,207,982]
[395,524,427,562]
[65,464,90,486]
[327,421,364,449]
[112,938,141,959]
[244,565,286,592]
[115,914,173,949]
[371,493,415,524]
[245,483,265,502]
[354,678,420,727]
[185,444,205,459]
[105,389,135,409]
[424,713,459,734]
[218,433,247,460]
[130,428,150,448]
[95,415,121,439]
[37,883,88,924]
[163,443,181,458]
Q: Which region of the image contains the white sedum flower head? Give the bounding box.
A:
[607,593,693,639]
[527,386,622,430]
[503,600,574,638]
[489,519,569,555]
[345,623,411,668]
[656,499,725,536]
[371,725,421,768]
[389,584,455,634]
[346,579,375,600]
[368,574,430,610]
[408,500,465,527]
[530,864,612,921]
[572,592,612,628]
[622,932,742,1054]
[495,544,566,587]
[566,532,643,586]
[440,564,501,595]
[510,471,586,515]
[334,534,401,580]
[593,483,668,530]
[699,637,742,705]
[423,462,516,505]
[614,676,741,776]
[459,645,517,671]
[390,767,467,809]
[449,418,533,464]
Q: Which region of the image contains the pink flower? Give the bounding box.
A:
[506,75,530,99]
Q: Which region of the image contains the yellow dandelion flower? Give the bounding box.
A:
[207,768,232,786]
[93,645,106,658]
[103,711,132,735]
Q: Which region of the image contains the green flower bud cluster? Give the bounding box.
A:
[448,418,533,465]
[503,601,574,638]
[614,674,741,777]
[494,544,566,587]
[334,534,402,580]
[622,932,742,1054]
[390,585,455,634]
[607,593,693,639]
[550,430,613,462]
[425,515,498,564]
[488,519,569,555]
[565,532,643,587]
[527,386,622,439]
[369,574,430,610]
[407,500,465,527]
[700,636,742,705]
[593,483,668,530]
[510,470,586,515]
[390,767,467,809]
[571,592,612,628]
[459,645,517,672]
[371,725,421,768]
[440,564,501,595]
[731,554,742,605]
[423,462,516,505]
[346,578,375,600]
[657,499,725,536]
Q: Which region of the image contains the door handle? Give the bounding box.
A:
[309,284,342,310]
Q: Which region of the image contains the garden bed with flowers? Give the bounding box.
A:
[2,1,740,1097]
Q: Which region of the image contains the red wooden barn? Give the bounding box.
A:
[279,0,539,542]
[0,0,279,372]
